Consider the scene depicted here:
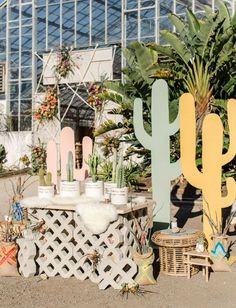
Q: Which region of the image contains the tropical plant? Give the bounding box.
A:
[29,140,47,174]
[0,144,7,172]
[99,161,113,182]
[149,1,236,129]
[94,42,178,170]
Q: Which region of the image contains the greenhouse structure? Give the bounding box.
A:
[0,0,235,138]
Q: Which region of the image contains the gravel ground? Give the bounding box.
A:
[1,269,236,308]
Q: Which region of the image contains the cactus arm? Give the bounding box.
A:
[45,172,52,186]
[169,106,180,135]
[220,177,236,208]
[180,93,203,189]
[112,148,117,183]
[38,168,46,186]
[169,159,182,179]
[133,98,152,150]
[222,99,236,165]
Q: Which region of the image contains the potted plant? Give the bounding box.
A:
[38,168,54,199]
[131,214,156,285]
[85,153,103,199]
[111,163,128,206]
[60,151,80,198]
[0,144,7,172]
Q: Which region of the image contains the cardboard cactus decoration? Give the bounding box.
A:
[47,127,93,183]
[133,79,181,224]
[180,94,236,243]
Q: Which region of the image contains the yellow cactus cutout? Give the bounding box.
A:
[180,94,236,245]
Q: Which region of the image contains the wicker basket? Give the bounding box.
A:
[152,230,202,276]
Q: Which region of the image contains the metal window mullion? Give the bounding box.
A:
[105,0,107,45]
[18,0,22,131]
[46,0,48,50]
[192,0,195,13]
[89,0,92,46]
[121,0,125,83]
[74,0,77,48]
[155,0,159,42]
[138,0,141,41]
[5,1,10,113]
[60,0,62,47]
[212,0,215,12]
[172,0,176,33]
[32,0,37,132]
[156,0,160,44]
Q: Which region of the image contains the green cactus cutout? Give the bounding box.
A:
[133,79,181,224]
[66,151,74,182]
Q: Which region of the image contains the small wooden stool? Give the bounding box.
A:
[184,250,212,282]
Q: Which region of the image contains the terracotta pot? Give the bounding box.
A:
[133,247,156,285]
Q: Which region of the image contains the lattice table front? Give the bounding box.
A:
[21,204,151,289]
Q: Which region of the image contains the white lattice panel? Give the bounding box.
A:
[25,205,150,289]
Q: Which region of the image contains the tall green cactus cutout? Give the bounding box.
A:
[134,79,181,224]
[180,94,236,244]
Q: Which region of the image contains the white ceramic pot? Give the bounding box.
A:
[111,187,128,206]
[104,182,117,197]
[38,186,54,199]
[85,180,104,199]
[60,181,80,198]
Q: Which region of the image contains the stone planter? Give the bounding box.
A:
[60,181,80,198]
[111,187,128,206]
[38,186,54,199]
[133,247,156,285]
[85,180,103,199]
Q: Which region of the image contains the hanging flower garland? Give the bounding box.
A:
[55,46,74,78]
[34,87,58,123]
[87,83,107,111]
[29,140,47,174]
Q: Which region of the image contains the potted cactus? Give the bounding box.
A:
[102,149,118,200]
[38,168,54,198]
[111,163,128,206]
[60,151,80,197]
[85,153,103,199]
